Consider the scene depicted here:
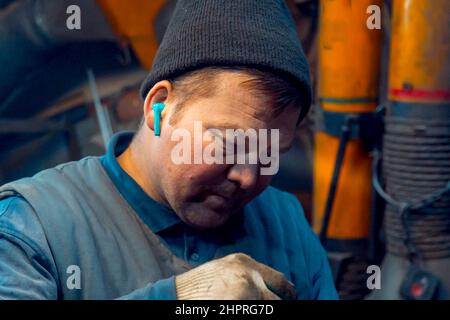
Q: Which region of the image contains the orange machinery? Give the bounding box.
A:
[96,0,167,69]
[314,0,382,250]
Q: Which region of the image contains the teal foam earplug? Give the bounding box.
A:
[152,102,165,136]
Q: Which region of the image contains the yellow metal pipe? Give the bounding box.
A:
[369,0,450,300]
[314,0,382,240]
[389,0,450,103]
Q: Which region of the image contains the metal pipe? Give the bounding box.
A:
[315,0,382,247]
[86,68,113,148]
[369,0,450,300]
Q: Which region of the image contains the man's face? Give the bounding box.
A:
[153,71,301,229]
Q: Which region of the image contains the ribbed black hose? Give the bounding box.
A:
[375,116,450,260]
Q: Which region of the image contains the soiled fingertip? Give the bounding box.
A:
[266,282,297,300]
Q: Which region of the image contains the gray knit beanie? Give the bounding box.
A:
[140,0,312,116]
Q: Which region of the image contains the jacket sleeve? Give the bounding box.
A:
[0,196,58,299]
[0,196,177,300]
[286,193,339,300]
[117,276,177,300]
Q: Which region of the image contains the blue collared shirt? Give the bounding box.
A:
[0,132,338,300]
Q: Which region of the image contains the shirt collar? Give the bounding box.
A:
[100,131,182,233]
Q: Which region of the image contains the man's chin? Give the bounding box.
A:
[179,203,235,230]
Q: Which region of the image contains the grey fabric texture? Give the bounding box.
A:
[0,157,191,299]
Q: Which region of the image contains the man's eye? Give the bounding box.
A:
[223,142,235,153]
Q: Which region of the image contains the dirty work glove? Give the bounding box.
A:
[175,253,297,300]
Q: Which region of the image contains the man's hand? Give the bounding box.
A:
[175,253,297,300]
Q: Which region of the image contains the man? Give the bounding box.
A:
[0,0,338,299]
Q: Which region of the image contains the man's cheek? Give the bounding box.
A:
[186,164,229,183]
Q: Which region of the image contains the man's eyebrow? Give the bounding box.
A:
[204,123,249,130]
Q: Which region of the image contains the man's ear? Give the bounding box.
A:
[142,80,173,135]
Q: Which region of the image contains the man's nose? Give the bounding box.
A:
[227,164,259,191]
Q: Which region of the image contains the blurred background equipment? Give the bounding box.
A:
[369,0,450,300]
[0,0,449,300]
[314,0,383,299]
[0,0,167,181]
